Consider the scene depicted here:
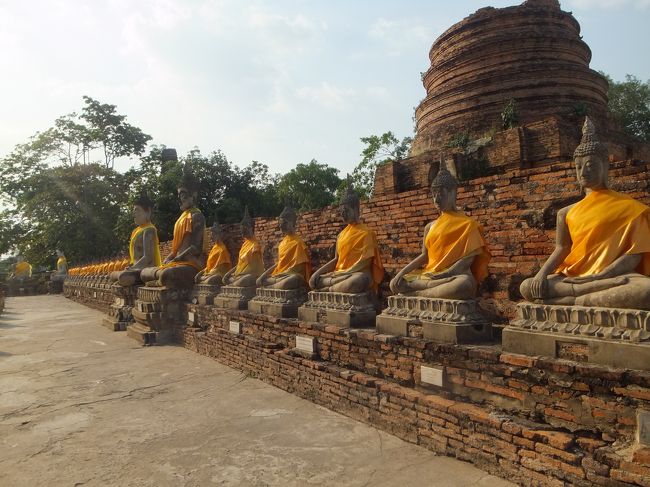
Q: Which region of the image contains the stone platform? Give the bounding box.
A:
[247,287,308,318]
[376,296,491,343]
[503,303,650,370]
[102,283,139,331]
[189,283,221,305]
[298,291,377,328]
[213,285,256,310]
[129,286,189,345]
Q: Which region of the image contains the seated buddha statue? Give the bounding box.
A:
[111,193,162,287]
[194,218,231,286]
[222,207,264,287]
[520,117,650,310]
[257,204,311,290]
[11,255,32,280]
[140,163,206,289]
[50,249,68,282]
[309,182,384,294]
[389,164,490,299]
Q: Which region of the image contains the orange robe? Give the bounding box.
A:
[334,223,384,292]
[556,189,650,277]
[409,211,491,283]
[129,223,162,267]
[204,241,231,276]
[235,238,264,277]
[161,208,202,270]
[15,261,32,277]
[271,233,311,282]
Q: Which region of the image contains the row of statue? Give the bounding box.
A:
[62,118,650,316]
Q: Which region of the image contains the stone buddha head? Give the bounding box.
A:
[339,179,361,224]
[178,163,199,211]
[574,117,608,191]
[16,255,24,263]
[430,162,458,212]
[56,249,65,258]
[241,206,254,239]
[278,204,297,234]
[133,192,154,226]
[210,217,223,242]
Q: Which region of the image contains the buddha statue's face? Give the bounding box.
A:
[177,187,196,210]
[242,223,254,239]
[431,187,456,212]
[340,202,360,224]
[211,224,222,242]
[16,255,24,263]
[133,204,151,226]
[278,216,295,234]
[56,249,64,257]
[575,154,607,190]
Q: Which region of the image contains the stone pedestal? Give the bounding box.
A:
[376,296,491,343]
[102,284,139,331]
[128,286,189,345]
[213,285,256,310]
[298,291,377,328]
[248,287,308,318]
[48,280,64,294]
[503,303,650,371]
[189,284,222,305]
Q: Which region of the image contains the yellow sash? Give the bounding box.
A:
[271,233,311,281]
[56,257,67,272]
[557,190,650,277]
[205,241,232,275]
[334,223,384,291]
[129,223,162,267]
[161,208,202,270]
[235,238,264,277]
[15,261,32,277]
[414,211,490,283]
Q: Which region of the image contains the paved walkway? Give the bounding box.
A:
[0,295,514,487]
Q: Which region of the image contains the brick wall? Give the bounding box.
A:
[179,306,650,487]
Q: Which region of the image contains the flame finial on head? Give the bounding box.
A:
[431,159,458,190]
[241,205,253,230]
[574,116,607,158]
[279,201,297,222]
[340,175,360,207]
[178,161,199,192]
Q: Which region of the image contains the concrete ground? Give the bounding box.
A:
[0,295,514,487]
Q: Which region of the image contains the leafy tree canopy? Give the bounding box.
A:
[276,159,342,212]
[349,132,412,199]
[603,73,650,143]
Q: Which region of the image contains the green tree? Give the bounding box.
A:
[276,159,342,211]
[0,163,129,267]
[603,74,650,143]
[350,132,412,199]
[81,96,152,168]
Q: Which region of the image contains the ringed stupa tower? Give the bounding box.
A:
[410,0,609,157]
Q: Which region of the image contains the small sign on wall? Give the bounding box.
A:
[229,320,242,334]
[639,409,650,446]
[420,365,445,388]
[188,311,195,324]
[295,335,316,354]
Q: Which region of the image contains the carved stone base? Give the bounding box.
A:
[376,296,491,343]
[103,284,139,331]
[248,287,308,318]
[214,285,257,310]
[190,284,222,305]
[48,280,64,294]
[298,291,377,328]
[129,286,189,345]
[503,303,650,370]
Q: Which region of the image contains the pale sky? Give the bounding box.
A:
[1,0,649,175]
